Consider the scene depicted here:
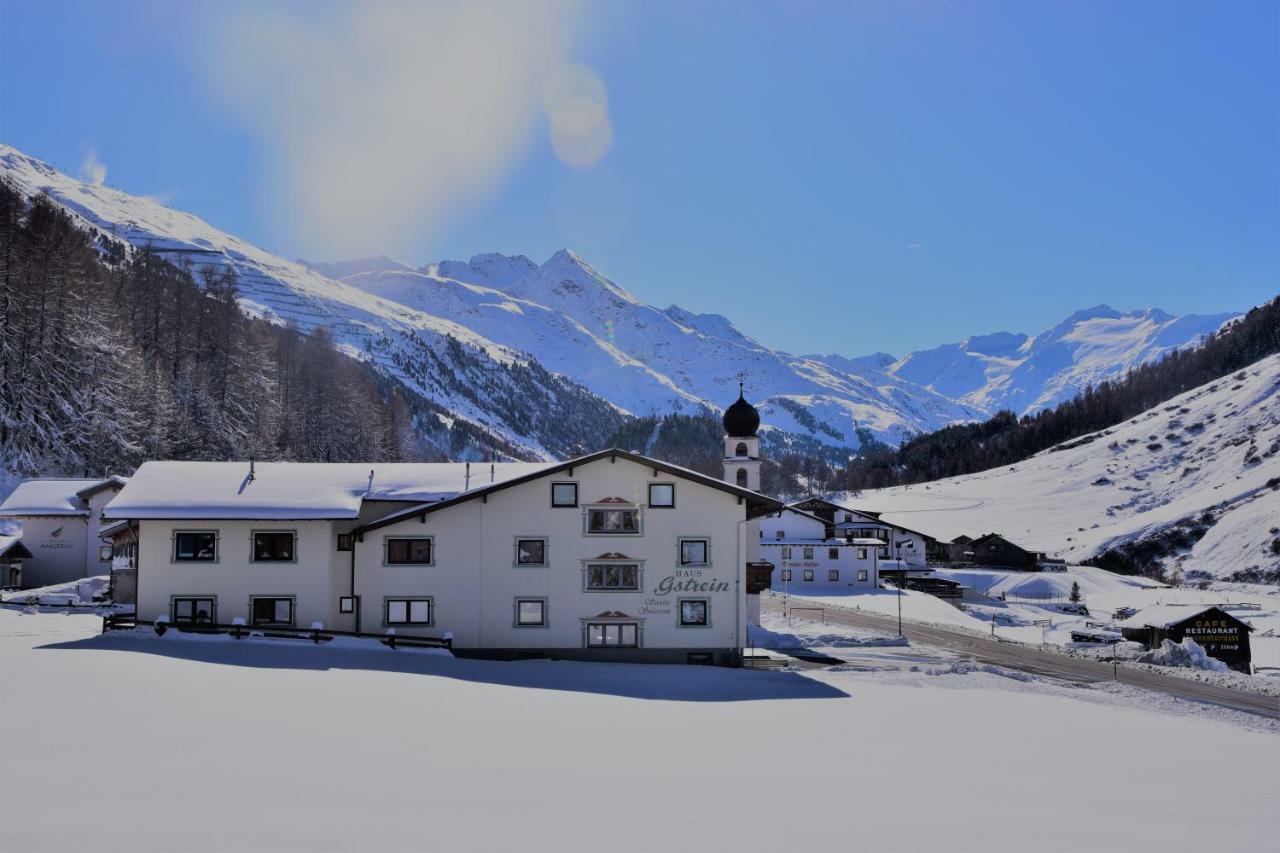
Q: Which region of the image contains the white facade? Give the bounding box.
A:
[0,477,127,588]
[723,434,761,492]
[117,452,777,664]
[789,499,930,570]
[755,507,880,592]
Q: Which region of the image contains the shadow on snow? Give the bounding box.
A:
[38,631,848,702]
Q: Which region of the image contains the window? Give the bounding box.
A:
[586,507,640,534]
[844,513,853,523]
[828,548,839,560]
[385,598,432,626]
[780,569,792,581]
[803,547,814,560]
[781,546,792,559]
[336,533,354,552]
[679,538,709,566]
[586,622,639,648]
[803,569,814,582]
[736,468,748,488]
[828,570,839,582]
[339,596,356,614]
[857,570,868,582]
[585,562,640,591]
[174,531,217,562]
[515,538,548,566]
[385,537,433,565]
[776,530,785,540]
[251,597,294,627]
[172,597,216,624]
[551,482,578,507]
[515,599,547,627]
[252,531,295,562]
[735,441,748,457]
[858,548,868,559]
[648,483,675,508]
[679,599,709,627]
[98,545,112,562]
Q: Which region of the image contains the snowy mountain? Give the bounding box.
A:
[0,144,624,461]
[0,141,1243,460]
[884,305,1239,416]
[839,353,1280,581]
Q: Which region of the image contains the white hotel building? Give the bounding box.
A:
[104,394,783,664]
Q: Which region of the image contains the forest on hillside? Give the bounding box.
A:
[0,181,425,478]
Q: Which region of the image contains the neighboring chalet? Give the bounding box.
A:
[1119,605,1254,674]
[787,497,930,569]
[965,533,1046,571]
[0,476,128,588]
[755,506,882,592]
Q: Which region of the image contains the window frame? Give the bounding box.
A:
[383,536,434,566]
[514,597,548,628]
[250,529,298,564]
[828,547,839,560]
[803,547,814,560]
[581,559,643,592]
[550,481,579,508]
[780,569,792,582]
[803,569,815,582]
[583,505,642,536]
[828,569,839,582]
[678,537,710,567]
[172,530,219,563]
[336,533,354,552]
[677,598,710,628]
[647,482,676,509]
[858,548,868,559]
[248,595,296,628]
[383,597,433,627]
[583,621,641,648]
[170,595,217,624]
[513,537,549,568]
[780,546,792,559]
[857,570,869,582]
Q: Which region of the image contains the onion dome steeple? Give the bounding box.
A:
[722,381,760,438]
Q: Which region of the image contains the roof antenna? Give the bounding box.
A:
[249,456,256,482]
[464,461,471,491]
[490,462,495,483]
[367,469,375,495]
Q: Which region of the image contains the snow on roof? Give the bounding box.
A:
[0,479,105,517]
[761,538,886,546]
[0,535,33,559]
[106,461,556,520]
[1117,605,1251,631]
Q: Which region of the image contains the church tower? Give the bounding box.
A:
[722,381,762,491]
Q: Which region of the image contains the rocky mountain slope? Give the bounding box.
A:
[839,353,1280,581]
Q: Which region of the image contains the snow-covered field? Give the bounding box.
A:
[1,607,1276,853]
[841,354,1280,580]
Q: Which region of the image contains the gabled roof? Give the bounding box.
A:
[0,535,33,559]
[355,448,782,535]
[75,475,130,501]
[0,478,103,517]
[786,498,932,540]
[970,532,1025,548]
[1118,605,1254,632]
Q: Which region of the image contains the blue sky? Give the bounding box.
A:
[1,0,1276,356]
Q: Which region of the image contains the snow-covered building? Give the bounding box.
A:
[753,506,881,592]
[104,449,780,664]
[0,535,33,587]
[0,476,128,588]
[788,497,930,570]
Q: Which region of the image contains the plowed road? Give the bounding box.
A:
[761,598,1279,719]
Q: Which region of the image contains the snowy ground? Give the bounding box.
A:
[778,565,1280,692]
[1,607,1276,853]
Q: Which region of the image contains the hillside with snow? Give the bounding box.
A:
[839,353,1280,582]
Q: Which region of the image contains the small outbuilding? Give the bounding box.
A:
[0,535,33,587]
[1119,605,1254,673]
